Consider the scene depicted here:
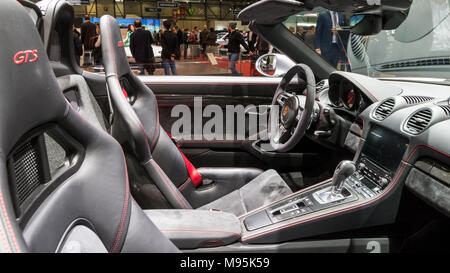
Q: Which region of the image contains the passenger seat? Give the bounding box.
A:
[0,0,179,253]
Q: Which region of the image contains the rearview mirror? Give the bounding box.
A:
[350,14,382,35]
[255,53,296,77]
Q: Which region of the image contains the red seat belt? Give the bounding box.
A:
[166,132,203,187]
[122,88,128,98]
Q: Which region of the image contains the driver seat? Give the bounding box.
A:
[100,15,292,216]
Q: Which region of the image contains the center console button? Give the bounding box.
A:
[378,177,388,187]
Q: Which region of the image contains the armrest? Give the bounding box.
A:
[144,210,241,249]
[197,167,263,185]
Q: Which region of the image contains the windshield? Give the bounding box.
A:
[283,0,450,80]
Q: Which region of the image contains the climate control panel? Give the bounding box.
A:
[346,155,393,199]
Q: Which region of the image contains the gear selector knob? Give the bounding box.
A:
[331,160,356,195]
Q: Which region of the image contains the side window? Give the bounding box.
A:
[76,17,272,77]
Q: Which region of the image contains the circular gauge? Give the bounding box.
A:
[328,82,343,107]
[339,80,360,110]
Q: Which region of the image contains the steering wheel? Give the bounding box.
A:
[269,64,316,152]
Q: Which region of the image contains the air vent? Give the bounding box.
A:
[439,105,450,116]
[11,138,46,205]
[402,96,434,104]
[373,98,395,120]
[405,109,433,135]
[379,57,450,71]
[350,34,367,62]
[315,80,326,93]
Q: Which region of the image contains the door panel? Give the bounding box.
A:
[140,75,318,172]
[143,76,277,149]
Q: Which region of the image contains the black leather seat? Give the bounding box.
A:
[100,15,292,216]
[0,0,178,253]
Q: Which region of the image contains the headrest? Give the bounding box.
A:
[0,0,67,154]
[100,15,131,79]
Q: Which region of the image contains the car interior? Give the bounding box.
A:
[0,0,449,253]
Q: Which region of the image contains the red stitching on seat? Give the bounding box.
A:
[177,177,191,192]
[105,18,153,157]
[66,99,130,253]
[150,159,189,209]
[101,18,134,252]
[108,145,130,253]
[0,186,21,252]
[150,97,160,150]
[242,144,450,242]
[0,222,11,253]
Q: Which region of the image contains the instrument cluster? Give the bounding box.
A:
[328,78,366,113]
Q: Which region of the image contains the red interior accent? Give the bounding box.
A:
[166,132,203,187]
[122,88,128,98]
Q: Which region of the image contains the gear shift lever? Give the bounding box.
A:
[330,160,356,197]
[313,160,356,204]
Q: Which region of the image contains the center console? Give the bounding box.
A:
[240,125,410,244]
[349,124,409,198]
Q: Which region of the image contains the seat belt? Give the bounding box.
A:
[166,132,203,187]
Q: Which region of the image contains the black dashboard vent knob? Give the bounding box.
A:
[373,98,395,120]
[404,109,433,135]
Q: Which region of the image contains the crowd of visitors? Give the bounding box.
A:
[72,17,296,76]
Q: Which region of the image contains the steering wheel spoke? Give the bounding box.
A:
[276,92,293,106]
[273,124,288,144]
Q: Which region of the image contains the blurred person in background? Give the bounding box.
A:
[80,15,96,65]
[92,23,102,65]
[314,11,349,68]
[153,30,158,45]
[155,29,163,46]
[161,20,178,75]
[289,25,296,34]
[124,24,135,47]
[248,31,258,52]
[256,36,270,56]
[175,26,183,60]
[206,27,217,54]
[200,24,209,54]
[73,24,82,66]
[297,26,306,39]
[172,26,181,59]
[183,28,190,59]
[193,26,200,44]
[304,26,315,49]
[227,22,253,76]
[130,19,155,75]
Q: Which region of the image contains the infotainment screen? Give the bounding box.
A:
[362,125,409,172]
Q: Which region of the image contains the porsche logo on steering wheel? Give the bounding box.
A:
[283,105,289,116]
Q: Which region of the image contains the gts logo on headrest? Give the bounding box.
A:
[14,50,38,64]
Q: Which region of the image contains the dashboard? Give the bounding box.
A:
[316,71,450,216]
